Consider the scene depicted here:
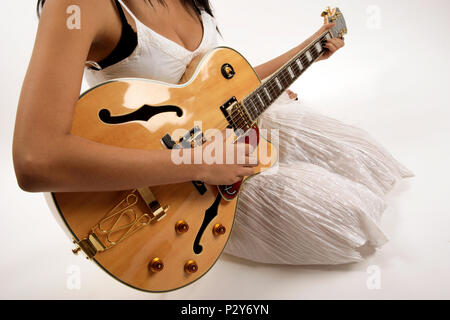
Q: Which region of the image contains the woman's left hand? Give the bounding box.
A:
[319,37,345,60]
[314,23,345,61]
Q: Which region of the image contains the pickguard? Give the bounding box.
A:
[99,104,183,124]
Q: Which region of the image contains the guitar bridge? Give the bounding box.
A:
[72,188,168,259]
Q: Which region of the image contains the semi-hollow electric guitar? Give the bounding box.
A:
[45,8,347,292]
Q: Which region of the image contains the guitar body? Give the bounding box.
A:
[50,47,277,292]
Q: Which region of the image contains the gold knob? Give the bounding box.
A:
[184,260,198,274]
[175,220,189,234]
[149,257,164,273]
[213,223,226,236]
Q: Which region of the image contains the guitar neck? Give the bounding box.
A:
[242,31,332,121]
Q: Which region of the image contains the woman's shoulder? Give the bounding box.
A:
[38,0,122,52]
[39,0,114,29]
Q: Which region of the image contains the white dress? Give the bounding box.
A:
[85,2,413,265]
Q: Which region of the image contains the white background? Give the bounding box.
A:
[1,0,449,299]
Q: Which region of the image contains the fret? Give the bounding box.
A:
[295,58,304,71]
[266,80,280,99]
[267,78,282,101]
[305,50,313,62]
[281,67,295,87]
[291,60,301,76]
[292,60,303,77]
[256,92,266,109]
[263,86,272,102]
[245,99,258,121]
[258,87,271,106]
[251,95,264,114]
[300,53,311,69]
[274,77,283,91]
[314,42,323,54]
[287,66,295,79]
[278,69,290,89]
[310,46,318,60]
[247,100,258,120]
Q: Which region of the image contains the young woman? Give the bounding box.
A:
[13,0,412,265]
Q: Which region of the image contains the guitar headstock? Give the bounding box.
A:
[321,7,347,39]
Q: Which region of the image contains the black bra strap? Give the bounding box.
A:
[87,0,138,70]
[113,0,128,25]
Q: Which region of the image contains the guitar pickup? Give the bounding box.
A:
[162,126,205,149]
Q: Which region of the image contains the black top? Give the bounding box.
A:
[89,0,138,70]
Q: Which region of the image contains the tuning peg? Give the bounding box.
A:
[321,6,332,17]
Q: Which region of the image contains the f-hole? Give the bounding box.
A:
[99,104,183,124]
[193,193,222,254]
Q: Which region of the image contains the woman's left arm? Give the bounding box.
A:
[254,23,344,81]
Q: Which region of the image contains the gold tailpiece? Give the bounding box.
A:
[72,188,168,259]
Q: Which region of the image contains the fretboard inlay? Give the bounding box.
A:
[314,42,322,53]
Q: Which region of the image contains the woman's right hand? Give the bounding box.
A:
[193,132,259,186]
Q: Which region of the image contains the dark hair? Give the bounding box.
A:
[37,0,216,19]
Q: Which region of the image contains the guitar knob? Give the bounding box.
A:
[184,260,198,274]
[213,223,226,236]
[149,257,164,273]
[221,64,235,79]
[175,220,189,234]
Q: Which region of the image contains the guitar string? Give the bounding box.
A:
[227,29,335,125]
[237,37,327,123]
[212,29,340,132]
[225,38,325,128]
[241,35,329,120]
[221,49,320,131]
[184,29,343,149]
[181,21,346,149]
[238,17,346,120]
[208,40,325,137]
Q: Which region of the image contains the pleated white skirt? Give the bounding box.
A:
[223,93,413,265]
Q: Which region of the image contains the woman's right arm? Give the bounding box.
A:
[13,0,255,192]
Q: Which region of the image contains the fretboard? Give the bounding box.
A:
[242,31,332,121]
